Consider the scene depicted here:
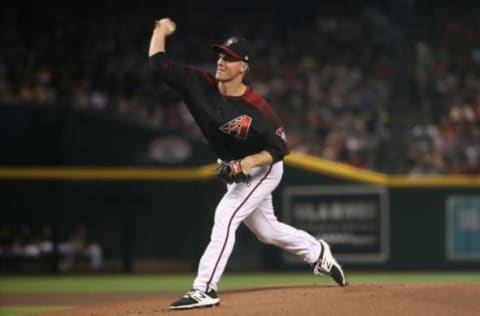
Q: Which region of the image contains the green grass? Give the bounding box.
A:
[0,306,69,316]
[1,272,480,294]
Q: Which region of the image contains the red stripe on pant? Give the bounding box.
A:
[205,166,272,292]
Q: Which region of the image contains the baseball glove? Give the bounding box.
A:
[216,159,251,184]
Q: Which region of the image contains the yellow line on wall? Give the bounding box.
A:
[0,153,479,187]
[285,152,388,185]
[386,175,480,187]
[0,164,218,181]
[285,152,480,187]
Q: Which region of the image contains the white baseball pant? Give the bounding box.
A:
[193,161,321,292]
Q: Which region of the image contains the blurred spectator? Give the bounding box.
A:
[0,225,13,258]
[18,225,41,258]
[58,224,103,272]
[0,224,103,273]
[37,224,54,256]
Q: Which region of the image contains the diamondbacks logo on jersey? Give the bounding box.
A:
[219,115,252,140]
[276,126,287,142]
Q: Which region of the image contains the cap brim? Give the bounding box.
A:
[211,44,243,61]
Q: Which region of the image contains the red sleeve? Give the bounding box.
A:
[243,89,289,163]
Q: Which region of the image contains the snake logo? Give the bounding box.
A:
[225,37,238,46]
[219,114,252,140]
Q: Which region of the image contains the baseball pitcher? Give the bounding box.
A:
[148,17,348,310]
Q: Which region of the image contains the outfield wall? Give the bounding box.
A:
[276,158,480,270]
[2,155,480,272]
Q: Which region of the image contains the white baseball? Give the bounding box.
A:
[157,18,176,35]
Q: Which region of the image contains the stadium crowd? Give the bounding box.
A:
[0,223,103,273]
[406,6,480,175]
[1,2,478,174]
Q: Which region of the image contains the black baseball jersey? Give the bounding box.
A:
[150,52,289,163]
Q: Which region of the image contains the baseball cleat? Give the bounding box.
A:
[313,239,348,287]
[169,288,220,310]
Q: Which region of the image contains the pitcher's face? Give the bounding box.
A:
[215,53,248,82]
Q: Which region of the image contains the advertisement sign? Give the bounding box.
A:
[282,185,389,263]
[446,196,480,261]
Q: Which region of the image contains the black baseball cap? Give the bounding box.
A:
[211,36,252,63]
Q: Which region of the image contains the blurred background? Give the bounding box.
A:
[1,0,479,274]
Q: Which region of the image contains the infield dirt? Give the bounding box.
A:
[6,283,480,316]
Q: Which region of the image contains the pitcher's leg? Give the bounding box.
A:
[192,201,240,292]
[244,196,321,264]
[193,165,279,292]
[245,196,348,286]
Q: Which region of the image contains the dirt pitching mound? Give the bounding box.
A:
[30,283,480,316]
